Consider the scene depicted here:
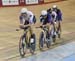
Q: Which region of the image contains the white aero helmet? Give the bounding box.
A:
[41,10,47,16]
[27,11,33,16]
[21,8,28,14]
[52,11,57,17]
[53,5,57,8]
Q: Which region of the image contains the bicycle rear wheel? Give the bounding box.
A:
[46,39,51,48]
[29,34,36,54]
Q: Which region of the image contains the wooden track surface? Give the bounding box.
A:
[0,0,75,61]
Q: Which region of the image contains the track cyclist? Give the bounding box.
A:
[52,5,62,38]
[19,8,36,48]
[40,10,54,44]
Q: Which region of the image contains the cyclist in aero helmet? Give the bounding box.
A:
[52,5,62,35]
[19,8,36,48]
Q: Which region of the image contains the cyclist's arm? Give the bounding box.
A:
[19,16,24,28]
[29,15,34,24]
[19,16,23,24]
[47,13,52,25]
[59,10,62,21]
[19,16,30,28]
[52,11,57,21]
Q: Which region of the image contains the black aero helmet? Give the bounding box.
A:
[47,8,52,13]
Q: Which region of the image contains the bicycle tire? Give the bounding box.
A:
[19,34,26,57]
[46,32,51,48]
[39,32,44,50]
[29,34,36,54]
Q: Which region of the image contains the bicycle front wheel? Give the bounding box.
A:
[19,35,27,57]
[39,32,44,50]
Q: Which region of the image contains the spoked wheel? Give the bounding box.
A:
[19,34,27,58]
[29,34,36,54]
[39,32,44,51]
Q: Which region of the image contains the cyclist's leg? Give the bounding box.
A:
[24,27,30,48]
[27,26,35,48]
[57,15,62,32]
[46,24,51,37]
[53,23,56,32]
[56,20,62,38]
[57,21,61,32]
[59,21,61,32]
[48,24,55,44]
[52,21,57,36]
[29,26,34,38]
[26,29,30,48]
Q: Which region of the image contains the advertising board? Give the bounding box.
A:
[25,0,38,4]
[2,0,19,5]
